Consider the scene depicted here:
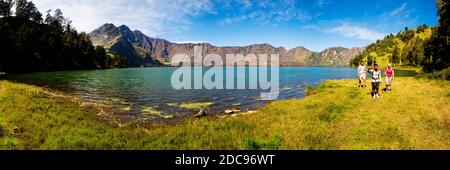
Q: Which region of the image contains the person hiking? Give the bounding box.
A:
[384,64,395,91]
[368,64,382,99]
[357,61,367,88]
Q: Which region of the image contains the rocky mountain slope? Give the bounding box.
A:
[88,23,365,67]
[305,47,366,66]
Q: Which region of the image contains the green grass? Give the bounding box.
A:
[396,65,423,72]
[0,78,449,150]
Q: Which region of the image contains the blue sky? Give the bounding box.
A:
[34,0,438,51]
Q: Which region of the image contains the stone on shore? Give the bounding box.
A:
[193,109,206,118]
[224,109,241,115]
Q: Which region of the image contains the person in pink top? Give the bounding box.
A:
[384,64,395,91]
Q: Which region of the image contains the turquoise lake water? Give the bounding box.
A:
[6,67,416,121]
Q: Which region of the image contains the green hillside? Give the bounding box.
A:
[351,0,448,80]
[351,25,433,68]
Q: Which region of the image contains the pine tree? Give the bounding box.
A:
[391,46,401,65]
[423,0,449,72]
[0,0,114,73]
[15,0,41,22]
[0,0,14,17]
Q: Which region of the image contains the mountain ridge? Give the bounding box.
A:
[88,23,365,67]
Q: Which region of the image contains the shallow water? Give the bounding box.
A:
[6,67,416,121]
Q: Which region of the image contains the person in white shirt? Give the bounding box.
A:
[368,64,382,99]
[357,61,367,88]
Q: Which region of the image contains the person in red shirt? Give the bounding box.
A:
[384,64,395,91]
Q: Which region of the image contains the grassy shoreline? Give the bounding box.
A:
[0,77,449,150]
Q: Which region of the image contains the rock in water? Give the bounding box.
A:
[224,109,241,115]
[194,110,206,118]
[224,110,234,114]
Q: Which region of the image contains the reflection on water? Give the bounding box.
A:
[6,67,416,120]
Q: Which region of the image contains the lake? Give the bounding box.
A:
[6,67,416,121]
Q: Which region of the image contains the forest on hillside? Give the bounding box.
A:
[350,25,433,67]
[0,0,126,73]
[351,0,449,77]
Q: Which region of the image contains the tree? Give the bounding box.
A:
[367,55,374,66]
[95,46,108,68]
[45,9,65,32]
[423,0,449,72]
[417,24,429,33]
[0,1,115,73]
[400,44,409,64]
[0,0,14,17]
[391,46,401,65]
[350,54,364,66]
[53,9,65,24]
[44,9,52,24]
[412,39,425,65]
[15,0,41,22]
[399,29,416,42]
[30,8,42,22]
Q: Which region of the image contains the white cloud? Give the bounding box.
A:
[301,24,319,30]
[297,10,312,22]
[240,0,253,9]
[302,3,413,42]
[388,3,407,17]
[219,15,248,25]
[317,0,326,7]
[326,24,384,41]
[219,0,313,25]
[375,3,417,32]
[33,0,215,37]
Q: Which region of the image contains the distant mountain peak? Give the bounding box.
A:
[324,46,348,50]
[289,46,310,51]
[133,30,144,36]
[101,23,116,28]
[117,25,137,43]
[89,23,121,46]
[92,23,117,33]
[117,25,130,30]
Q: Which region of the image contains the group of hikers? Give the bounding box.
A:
[357,61,395,99]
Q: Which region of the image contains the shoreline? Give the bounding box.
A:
[1,63,421,125]
[1,65,356,75]
[0,79,264,126]
[1,65,418,125]
[1,77,448,149]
